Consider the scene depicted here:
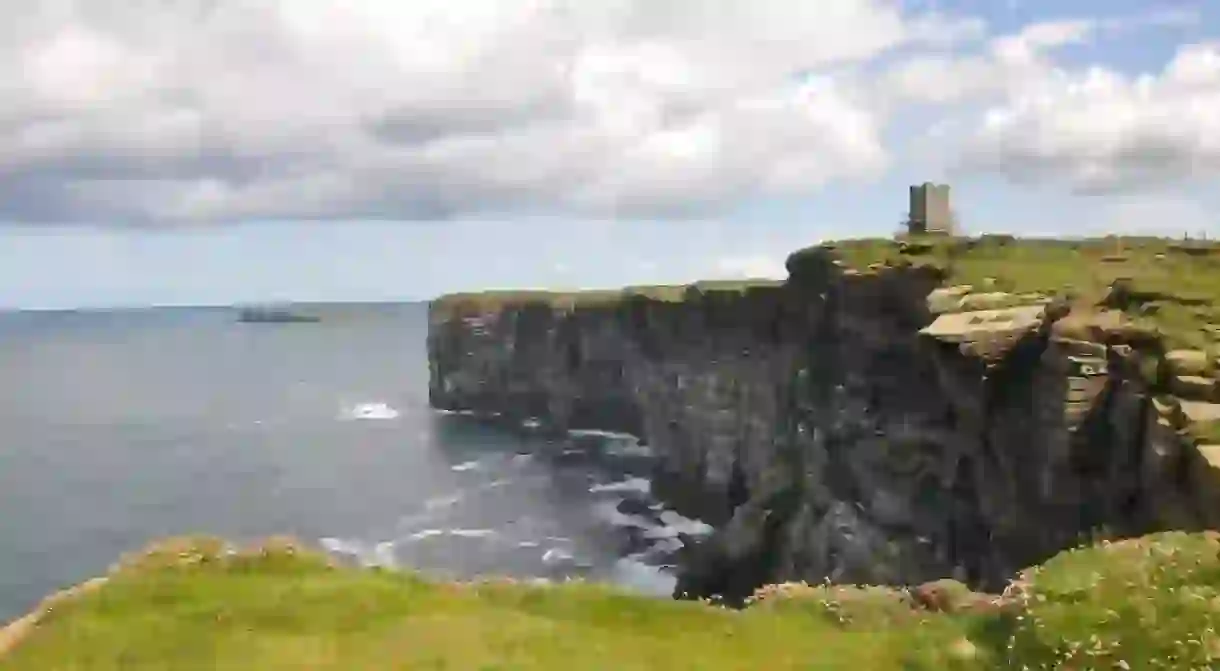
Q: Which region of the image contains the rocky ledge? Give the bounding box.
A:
[427,236,1220,603]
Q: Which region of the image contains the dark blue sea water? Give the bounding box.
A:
[0,303,698,621]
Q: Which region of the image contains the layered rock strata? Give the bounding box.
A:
[427,246,1220,602]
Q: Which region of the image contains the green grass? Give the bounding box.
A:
[975,531,1220,669]
[0,538,975,671]
[6,533,1220,670]
[429,279,783,321]
[433,235,1220,352]
[790,235,1220,351]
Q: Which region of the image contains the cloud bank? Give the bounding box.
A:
[0,1,1214,224]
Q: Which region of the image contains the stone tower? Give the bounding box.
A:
[908,183,953,236]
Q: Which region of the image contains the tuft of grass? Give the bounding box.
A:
[971,531,1220,670]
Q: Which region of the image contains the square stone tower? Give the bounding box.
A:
[908,183,954,236]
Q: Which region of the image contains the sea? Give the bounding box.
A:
[0,302,709,621]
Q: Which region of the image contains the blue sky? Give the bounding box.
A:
[1,0,1218,308]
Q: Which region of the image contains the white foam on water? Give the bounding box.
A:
[340,401,400,421]
[567,429,654,457]
[450,460,481,472]
[603,439,654,458]
[372,541,398,568]
[657,510,714,537]
[318,537,399,569]
[568,429,638,441]
[405,529,445,541]
[541,547,574,565]
[611,557,677,596]
[319,537,363,556]
[448,528,496,538]
[400,528,497,542]
[589,477,651,495]
[592,499,653,530]
[647,537,685,555]
[424,493,464,510]
[518,541,541,548]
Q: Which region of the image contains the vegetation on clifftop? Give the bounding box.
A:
[430,279,783,321]
[3,532,1220,670]
[791,235,1220,351]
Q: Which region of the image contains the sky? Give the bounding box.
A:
[1,0,1219,308]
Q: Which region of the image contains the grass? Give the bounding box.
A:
[429,279,783,322]
[433,235,1220,353]
[5,533,1220,670]
[980,531,1220,669]
[789,235,1220,352]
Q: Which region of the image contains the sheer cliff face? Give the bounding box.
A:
[427,251,1213,601]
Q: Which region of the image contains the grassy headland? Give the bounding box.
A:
[429,279,784,322]
[3,532,1219,669]
[791,235,1220,350]
[794,235,1220,447]
[431,235,1220,448]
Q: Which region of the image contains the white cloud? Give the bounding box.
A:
[880,9,1219,193]
[1098,195,1214,237]
[882,10,1203,108]
[714,254,788,280]
[3,2,1213,225]
[961,41,1220,191]
[0,0,981,225]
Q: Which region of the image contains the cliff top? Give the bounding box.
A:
[3,532,1219,669]
[791,235,1220,349]
[799,236,1220,447]
[428,234,1220,468]
[430,278,784,322]
[434,235,1220,350]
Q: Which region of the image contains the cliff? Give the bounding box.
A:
[428,236,1220,602]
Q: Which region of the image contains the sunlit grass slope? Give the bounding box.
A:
[4,532,1219,670]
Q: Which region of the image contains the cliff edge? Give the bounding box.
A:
[427,235,1220,602]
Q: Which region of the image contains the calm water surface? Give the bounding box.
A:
[0,304,691,621]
